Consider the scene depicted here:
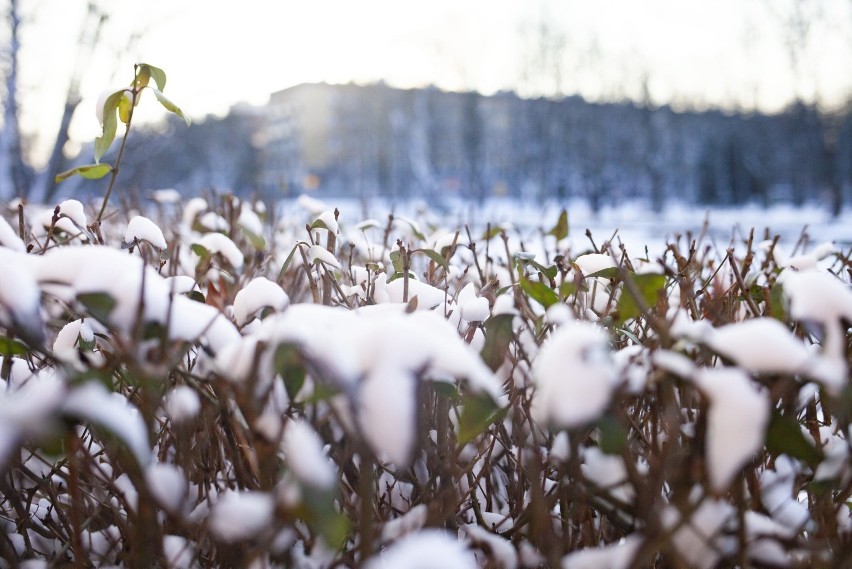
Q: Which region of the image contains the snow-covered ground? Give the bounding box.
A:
[292,196,852,255]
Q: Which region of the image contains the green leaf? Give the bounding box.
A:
[458,392,502,444]
[134,64,151,90]
[396,217,425,241]
[519,274,559,309]
[138,63,167,91]
[431,380,459,399]
[77,292,117,323]
[278,243,302,280]
[54,163,113,183]
[585,267,619,280]
[301,486,349,550]
[0,336,30,356]
[118,93,133,124]
[309,219,333,231]
[548,208,569,240]
[387,271,415,283]
[415,248,449,272]
[481,225,503,240]
[274,344,306,401]
[95,90,128,163]
[190,243,210,259]
[559,281,577,299]
[149,87,191,126]
[765,411,823,468]
[597,414,627,455]
[480,313,515,372]
[389,250,405,273]
[240,226,266,250]
[616,272,667,323]
[523,259,558,281]
[186,290,206,304]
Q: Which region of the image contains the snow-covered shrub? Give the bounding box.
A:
[0,196,850,567]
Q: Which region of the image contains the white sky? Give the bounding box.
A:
[9,0,852,165]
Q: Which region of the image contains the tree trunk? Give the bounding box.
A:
[0,0,27,199]
[38,2,107,203]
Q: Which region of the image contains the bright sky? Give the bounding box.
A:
[11,0,852,165]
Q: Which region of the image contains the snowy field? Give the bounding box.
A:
[0,194,851,567]
[301,196,852,255]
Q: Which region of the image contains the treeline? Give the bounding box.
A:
[77,83,852,212]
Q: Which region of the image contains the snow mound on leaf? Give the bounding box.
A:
[562,534,641,569]
[365,529,476,569]
[281,419,336,489]
[208,490,274,543]
[34,246,240,352]
[574,253,615,275]
[63,382,151,467]
[215,304,504,465]
[531,321,617,428]
[693,368,770,492]
[0,215,25,251]
[232,277,289,326]
[194,232,243,269]
[705,318,809,372]
[163,385,201,423]
[0,367,65,466]
[0,248,44,345]
[58,199,87,228]
[125,215,167,249]
[145,463,187,513]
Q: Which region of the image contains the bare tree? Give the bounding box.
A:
[0,0,28,199]
[36,1,108,203]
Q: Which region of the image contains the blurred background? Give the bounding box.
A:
[1,0,851,215]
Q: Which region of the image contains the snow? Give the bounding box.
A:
[281,419,336,489]
[759,456,810,529]
[380,504,428,542]
[145,463,187,513]
[214,304,503,463]
[581,448,633,503]
[63,382,151,466]
[232,276,290,326]
[57,199,87,229]
[778,269,852,393]
[359,361,418,465]
[365,530,477,569]
[163,385,201,423]
[182,197,208,227]
[165,275,199,295]
[296,193,329,215]
[208,490,275,543]
[692,368,770,492]
[0,369,65,466]
[703,318,820,376]
[561,535,641,569]
[0,248,43,344]
[573,253,616,275]
[377,275,446,308]
[663,497,735,569]
[531,321,617,428]
[314,209,339,234]
[0,214,25,251]
[461,524,517,569]
[308,243,342,269]
[194,232,244,269]
[163,535,196,569]
[238,207,264,237]
[150,188,181,204]
[125,215,167,249]
[457,282,490,322]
